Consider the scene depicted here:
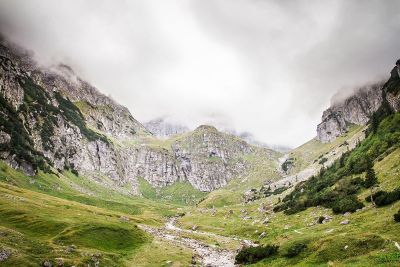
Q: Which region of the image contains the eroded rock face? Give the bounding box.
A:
[317,83,383,143]
[0,38,270,194]
[317,63,400,143]
[144,117,189,138]
[172,125,253,191]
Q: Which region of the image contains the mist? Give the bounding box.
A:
[0,0,399,147]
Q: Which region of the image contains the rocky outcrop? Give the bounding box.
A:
[172,125,253,191]
[144,117,189,138]
[317,82,383,142]
[0,38,280,194]
[317,61,400,142]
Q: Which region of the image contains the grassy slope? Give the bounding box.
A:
[181,149,400,266]
[288,125,365,174]
[138,177,207,206]
[177,147,400,266]
[0,164,192,266]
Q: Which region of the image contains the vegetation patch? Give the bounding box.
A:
[284,242,308,258]
[275,111,400,214]
[314,235,385,263]
[395,210,400,222]
[375,252,400,264]
[366,187,400,206]
[55,224,147,252]
[235,245,279,264]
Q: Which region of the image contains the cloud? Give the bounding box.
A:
[0,0,399,147]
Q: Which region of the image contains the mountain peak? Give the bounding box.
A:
[194,125,218,133]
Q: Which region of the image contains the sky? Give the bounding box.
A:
[0,0,399,147]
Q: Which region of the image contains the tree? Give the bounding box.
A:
[364,164,377,188]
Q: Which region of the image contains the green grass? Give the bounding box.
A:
[176,145,400,266]
[0,167,193,266]
[138,177,207,205]
[288,125,365,174]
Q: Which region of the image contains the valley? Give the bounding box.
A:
[0,36,399,267]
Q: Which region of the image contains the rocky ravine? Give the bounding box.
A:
[317,62,400,142]
[0,37,280,194]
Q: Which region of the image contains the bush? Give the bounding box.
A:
[366,188,400,206]
[332,196,364,214]
[319,157,328,165]
[394,210,400,222]
[285,242,307,258]
[235,245,279,264]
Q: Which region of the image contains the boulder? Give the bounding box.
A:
[340,220,350,225]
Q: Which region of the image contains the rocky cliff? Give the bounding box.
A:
[317,62,400,143]
[0,38,280,194]
[144,117,189,138]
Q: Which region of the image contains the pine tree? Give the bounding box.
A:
[364,164,377,188]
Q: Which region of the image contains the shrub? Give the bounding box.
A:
[366,188,400,206]
[332,196,364,214]
[285,242,307,258]
[235,245,279,264]
[394,210,400,222]
[319,157,328,165]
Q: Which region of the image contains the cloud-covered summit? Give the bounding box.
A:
[0,0,399,147]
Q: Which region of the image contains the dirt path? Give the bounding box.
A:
[139,217,253,267]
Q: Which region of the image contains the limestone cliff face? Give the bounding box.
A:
[317,63,400,142]
[0,38,279,194]
[172,125,253,191]
[144,117,189,138]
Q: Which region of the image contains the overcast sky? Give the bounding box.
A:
[0,0,399,147]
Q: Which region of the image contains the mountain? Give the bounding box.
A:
[316,65,400,142]
[1,33,400,267]
[144,117,189,138]
[0,38,281,197]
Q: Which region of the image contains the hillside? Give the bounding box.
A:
[0,37,282,203]
[173,61,400,266]
[1,33,400,267]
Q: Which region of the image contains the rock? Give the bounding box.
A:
[318,215,332,224]
[42,260,53,267]
[259,232,266,239]
[191,225,198,231]
[144,118,189,138]
[55,258,64,267]
[120,216,130,222]
[262,218,270,225]
[0,249,11,262]
[243,189,259,203]
[343,212,351,217]
[317,60,400,143]
[258,203,267,213]
[340,220,350,225]
[317,82,383,142]
[394,241,400,251]
[166,260,173,265]
[65,245,76,253]
[344,245,349,250]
